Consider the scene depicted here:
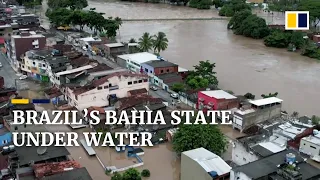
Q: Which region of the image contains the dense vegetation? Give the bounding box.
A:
[173,116,227,156]
[45,0,122,38]
[225,0,320,60]
[137,32,169,54]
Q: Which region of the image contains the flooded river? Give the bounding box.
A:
[38,0,320,115]
[82,1,320,116]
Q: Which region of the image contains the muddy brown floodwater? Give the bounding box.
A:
[84,1,320,116]
[40,0,320,116]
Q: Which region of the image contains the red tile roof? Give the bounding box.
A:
[87,106,105,114]
[33,161,81,178]
[73,72,147,95]
[116,94,163,111]
[128,88,148,96]
[92,72,147,87]
[87,64,113,73]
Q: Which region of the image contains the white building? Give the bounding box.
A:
[181,147,231,180]
[117,52,159,72]
[65,71,149,110]
[231,149,320,180]
[299,131,320,162]
[232,121,306,166]
[233,97,283,132]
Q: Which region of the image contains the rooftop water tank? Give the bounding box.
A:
[286,153,296,164]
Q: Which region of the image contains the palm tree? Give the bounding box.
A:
[153,32,168,54]
[138,32,153,52]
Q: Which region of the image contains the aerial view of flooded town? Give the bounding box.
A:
[0,0,320,179]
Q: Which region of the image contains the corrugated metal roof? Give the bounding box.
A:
[183,147,231,175]
[249,97,283,106]
[200,90,237,99]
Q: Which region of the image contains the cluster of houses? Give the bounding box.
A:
[178,92,320,180]
[0,99,92,179]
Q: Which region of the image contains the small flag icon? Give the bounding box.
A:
[285,11,309,30]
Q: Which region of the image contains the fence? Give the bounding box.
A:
[179,96,196,109]
[112,162,144,173]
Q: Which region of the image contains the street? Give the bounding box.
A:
[0,53,31,90]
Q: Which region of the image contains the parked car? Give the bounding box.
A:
[150,86,158,91]
[170,93,179,99]
[19,75,27,80]
[0,63,2,67]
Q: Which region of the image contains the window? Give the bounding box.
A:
[27,66,30,70]
[109,83,112,87]
[42,64,46,67]
[22,65,25,68]
[32,61,35,65]
[166,69,169,72]
[97,87,102,90]
[2,140,7,144]
[144,79,148,82]
[134,81,137,84]
[138,80,142,83]
[75,95,78,100]
[145,68,148,72]
[104,86,108,89]
[128,81,132,85]
[161,70,164,73]
[150,71,153,73]
[310,146,316,149]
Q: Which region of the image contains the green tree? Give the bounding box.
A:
[311,115,320,125]
[153,32,169,54]
[290,31,305,49]
[264,30,291,48]
[236,14,270,39]
[104,17,122,38]
[141,169,151,177]
[172,83,185,93]
[138,32,153,52]
[244,92,255,99]
[298,0,320,28]
[301,41,320,60]
[111,172,123,180]
[189,0,212,9]
[46,8,73,26]
[192,60,218,86]
[69,10,88,31]
[228,9,252,29]
[122,168,141,180]
[219,0,251,17]
[187,76,209,89]
[261,92,278,98]
[173,119,227,156]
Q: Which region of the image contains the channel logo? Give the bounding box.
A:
[285,11,309,30]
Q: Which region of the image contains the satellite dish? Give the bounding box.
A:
[37,147,47,155]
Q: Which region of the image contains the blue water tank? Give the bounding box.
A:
[208,171,218,178]
[286,153,296,164]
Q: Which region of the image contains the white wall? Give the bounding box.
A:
[230,170,252,180]
[20,56,47,75]
[232,141,259,166]
[67,75,149,110]
[299,138,320,157]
